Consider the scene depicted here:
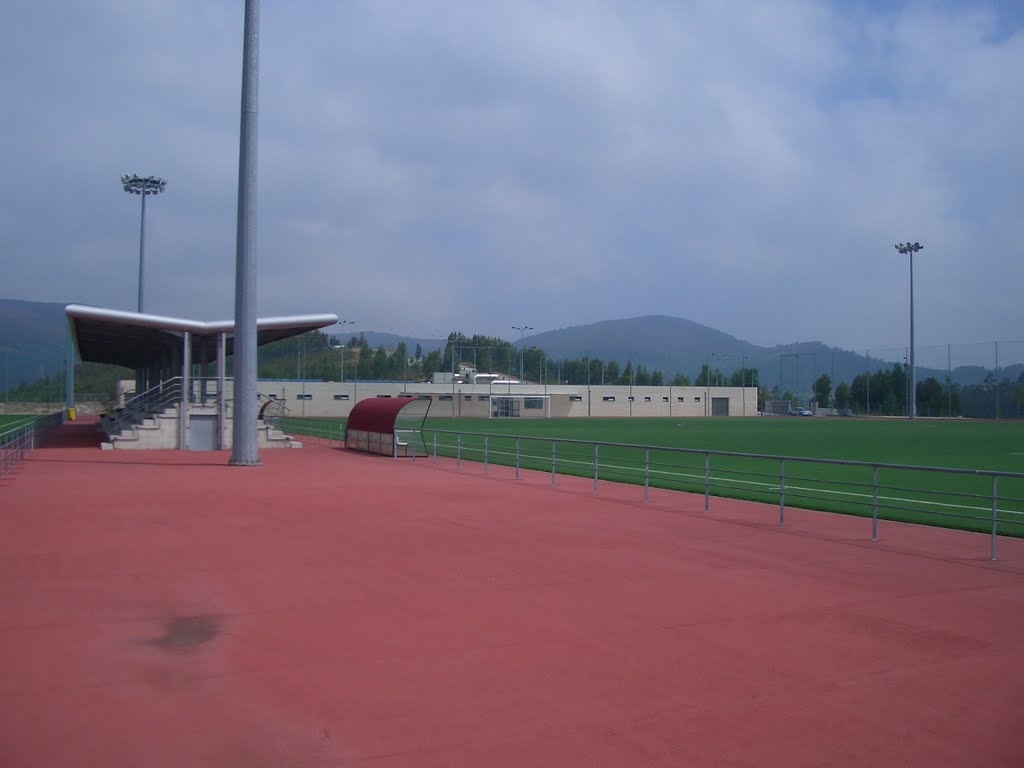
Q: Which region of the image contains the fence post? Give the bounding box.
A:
[551,442,557,486]
[593,444,599,494]
[991,475,999,561]
[779,458,785,526]
[704,452,710,513]
[872,466,879,542]
[432,433,437,466]
[457,434,461,470]
[515,438,520,480]
[484,436,488,474]
[644,447,650,503]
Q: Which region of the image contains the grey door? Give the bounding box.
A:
[189,415,218,450]
[711,397,730,417]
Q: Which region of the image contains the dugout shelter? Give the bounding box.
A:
[345,396,431,457]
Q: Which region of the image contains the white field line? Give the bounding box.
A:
[469,446,1023,519]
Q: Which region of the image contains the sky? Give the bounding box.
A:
[1,0,1022,353]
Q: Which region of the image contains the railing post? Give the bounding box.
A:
[644,447,650,503]
[457,434,462,470]
[593,444,599,493]
[484,435,489,474]
[871,467,879,541]
[515,438,520,480]
[779,458,785,526]
[704,452,710,513]
[991,475,999,561]
[432,433,437,466]
[551,442,557,486]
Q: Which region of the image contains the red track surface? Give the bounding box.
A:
[2,419,1023,767]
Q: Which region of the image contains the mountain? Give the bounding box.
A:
[2,300,1018,393]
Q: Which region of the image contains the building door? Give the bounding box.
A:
[711,397,730,417]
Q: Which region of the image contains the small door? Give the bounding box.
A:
[189,415,218,451]
[711,397,730,417]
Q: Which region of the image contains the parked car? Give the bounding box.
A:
[838,408,854,417]
[789,408,813,417]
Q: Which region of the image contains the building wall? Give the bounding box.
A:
[258,380,759,420]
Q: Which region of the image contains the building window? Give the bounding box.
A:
[677,396,685,402]
[465,395,473,401]
[268,393,279,400]
[628,396,635,402]
[524,397,544,409]
[478,395,489,401]
[694,396,701,402]
[569,395,582,402]
[662,396,669,402]
[644,396,651,402]
[439,395,453,401]
[297,393,312,401]
[602,396,615,402]
[376,394,391,398]
[333,394,349,401]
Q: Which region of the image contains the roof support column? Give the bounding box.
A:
[65,324,74,414]
[179,330,191,450]
[218,332,227,450]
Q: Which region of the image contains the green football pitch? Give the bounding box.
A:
[278,415,1024,536]
[0,414,44,433]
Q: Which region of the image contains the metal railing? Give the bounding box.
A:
[1,412,64,478]
[421,429,1024,560]
[100,378,185,438]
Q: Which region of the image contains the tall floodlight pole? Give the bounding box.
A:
[512,325,532,383]
[121,174,166,312]
[895,242,923,420]
[230,0,260,466]
[332,320,355,381]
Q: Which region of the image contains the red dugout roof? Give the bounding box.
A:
[347,397,420,435]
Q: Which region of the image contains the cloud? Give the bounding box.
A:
[0,0,1020,354]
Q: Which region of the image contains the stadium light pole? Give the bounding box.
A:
[332,320,355,382]
[121,174,166,313]
[895,242,923,420]
[512,325,532,383]
[230,0,260,466]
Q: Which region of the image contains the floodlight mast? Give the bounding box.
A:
[121,174,166,313]
[895,241,923,420]
[230,0,260,466]
[513,325,533,383]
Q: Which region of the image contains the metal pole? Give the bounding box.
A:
[991,476,999,561]
[910,248,915,419]
[432,433,437,465]
[779,458,785,525]
[137,190,146,312]
[484,435,488,474]
[515,438,520,479]
[230,0,261,466]
[456,434,461,469]
[551,442,556,486]
[218,331,227,449]
[704,452,710,513]
[179,331,191,450]
[644,447,649,503]
[593,444,599,493]
[871,466,879,541]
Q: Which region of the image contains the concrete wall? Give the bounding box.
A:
[257,380,759,420]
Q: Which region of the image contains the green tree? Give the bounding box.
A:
[834,382,852,409]
[813,373,832,408]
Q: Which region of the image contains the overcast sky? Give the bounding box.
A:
[2,1,1021,352]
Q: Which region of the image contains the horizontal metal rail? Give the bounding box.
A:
[1,412,64,478]
[421,428,1024,561]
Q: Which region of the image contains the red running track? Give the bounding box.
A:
[1,419,1023,767]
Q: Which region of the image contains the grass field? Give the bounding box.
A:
[0,414,44,434]
[275,415,1024,536]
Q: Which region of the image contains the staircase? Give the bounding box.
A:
[98,377,301,450]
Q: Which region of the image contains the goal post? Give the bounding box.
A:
[488,394,551,419]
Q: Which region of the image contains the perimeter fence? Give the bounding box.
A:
[0,412,64,478]
[418,428,1024,560]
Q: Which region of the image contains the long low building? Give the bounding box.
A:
[255,379,759,419]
